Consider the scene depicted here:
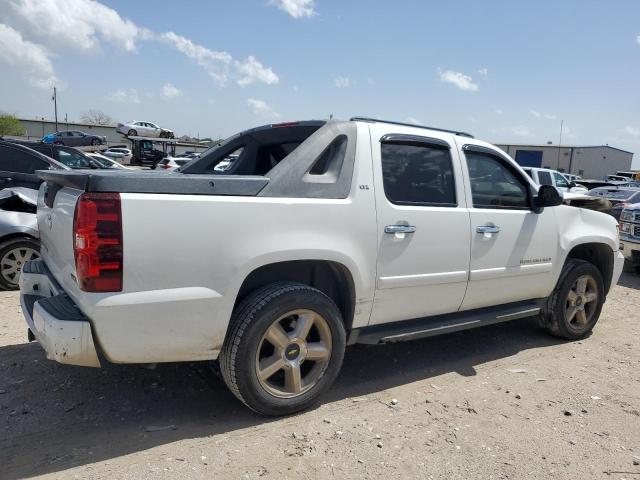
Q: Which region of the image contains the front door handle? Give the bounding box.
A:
[385,225,416,234]
[476,225,501,234]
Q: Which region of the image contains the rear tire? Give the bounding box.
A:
[0,238,40,290]
[543,259,604,340]
[219,282,346,416]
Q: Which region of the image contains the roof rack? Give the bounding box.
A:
[350,117,474,138]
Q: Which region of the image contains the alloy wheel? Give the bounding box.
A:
[565,274,598,330]
[255,309,332,399]
[1,247,39,286]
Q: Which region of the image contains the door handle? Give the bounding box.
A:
[385,225,416,234]
[476,225,501,234]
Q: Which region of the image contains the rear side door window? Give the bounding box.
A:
[537,170,553,186]
[466,151,530,209]
[381,141,456,206]
[0,145,49,173]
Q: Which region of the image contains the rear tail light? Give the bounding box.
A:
[73,193,123,292]
[160,163,171,169]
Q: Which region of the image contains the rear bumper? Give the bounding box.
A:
[19,260,100,368]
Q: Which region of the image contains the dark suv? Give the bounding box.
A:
[0,140,69,190]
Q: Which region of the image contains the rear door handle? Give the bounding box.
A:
[385,225,416,234]
[476,225,501,234]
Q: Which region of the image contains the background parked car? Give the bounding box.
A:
[7,141,108,170]
[522,167,588,194]
[116,121,174,138]
[42,130,106,147]
[156,156,192,171]
[0,187,38,290]
[0,140,69,190]
[102,147,133,164]
[587,187,640,220]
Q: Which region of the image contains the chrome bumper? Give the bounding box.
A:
[19,260,100,368]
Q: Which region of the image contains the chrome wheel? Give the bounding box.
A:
[1,246,39,286]
[565,274,598,330]
[255,309,332,399]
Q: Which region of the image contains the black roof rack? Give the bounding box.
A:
[350,117,474,138]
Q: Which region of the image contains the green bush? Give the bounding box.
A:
[0,114,24,136]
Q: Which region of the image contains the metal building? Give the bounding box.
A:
[494,143,634,180]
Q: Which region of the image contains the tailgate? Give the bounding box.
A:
[37,182,84,297]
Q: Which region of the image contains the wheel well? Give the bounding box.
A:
[566,243,614,294]
[0,233,38,246]
[236,260,356,331]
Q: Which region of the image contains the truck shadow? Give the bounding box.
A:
[0,315,564,479]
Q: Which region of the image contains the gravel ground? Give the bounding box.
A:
[1,274,640,479]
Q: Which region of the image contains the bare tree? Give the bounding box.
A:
[80,109,115,126]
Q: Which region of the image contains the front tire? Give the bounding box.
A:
[220,282,346,416]
[91,138,100,146]
[127,129,137,137]
[543,259,604,340]
[0,238,40,290]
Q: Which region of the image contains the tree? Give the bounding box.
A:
[80,109,115,126]
[0,114,24,136]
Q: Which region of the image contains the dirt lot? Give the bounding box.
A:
[1,275,640,480]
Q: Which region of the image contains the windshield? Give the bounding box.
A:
[56,148,93,169]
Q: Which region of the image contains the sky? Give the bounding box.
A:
[0,0,639,167]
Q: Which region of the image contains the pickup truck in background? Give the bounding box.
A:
[19,118,624,415]
[522,166,588,194]
[620,205,640,273]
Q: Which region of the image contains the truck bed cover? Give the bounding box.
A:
[37,170,269,196]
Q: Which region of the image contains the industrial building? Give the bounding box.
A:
[15,116,124,144]
[495,143,634,180]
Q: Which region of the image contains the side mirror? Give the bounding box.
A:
[569,181,577,188]
[533,185,562,213]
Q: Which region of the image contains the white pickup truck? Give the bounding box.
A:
[20,118,624,415]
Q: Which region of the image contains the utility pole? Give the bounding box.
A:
[556,119,563,169]
[65,113,68,130]
[52,86,59,132]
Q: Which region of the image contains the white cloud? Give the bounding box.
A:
[623,126,640,137]
[159,31,231,85]
[467,115,478,123]
[162,83,182,98]
[6,0,143,52]
[160,32,278,87]
[637,34,640,45]
[494,108,504,114]
[511,125,534,138]
[334,76,352,88]
[529,109,557,120]
[439,69,479,92]
[405,117,421,125]
[107,88,140,104]
[366,77,375,85]
[0,23,57,89]
[247,98,280,118]
[2,1,280,89]
[478,67,488,76]
[236,55,279,86]
[270,0,316,18]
